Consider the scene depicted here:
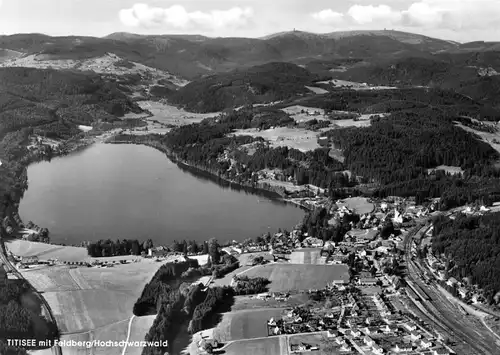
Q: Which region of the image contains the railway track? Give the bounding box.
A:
[0,235,62,355]
[404,225,498,355]
[403,223,499,355]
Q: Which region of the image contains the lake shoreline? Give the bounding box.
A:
[4,130,124,247]
[12,132,308,250]
[105,139,313,213]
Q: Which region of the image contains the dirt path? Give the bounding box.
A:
[121,315,135,355]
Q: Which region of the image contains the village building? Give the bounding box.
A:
[403,323,417,332]
[364,335,375,347]
[458,286,468,299]
[420,338,433,349]
[20,256,39,265]
[358,277,378,286]
[394,342,413,352]
[446,277,458,287]
[372,343,384,354]
[410,331,422,340]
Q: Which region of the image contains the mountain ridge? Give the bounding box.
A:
[0,29,497,81]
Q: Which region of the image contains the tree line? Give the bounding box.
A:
[86,238,154,257]
[233,275,270,295]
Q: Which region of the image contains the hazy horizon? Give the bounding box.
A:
[0,0,499,43]
[0,28,471,44]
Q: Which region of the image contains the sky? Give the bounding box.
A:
[0,0,500,42]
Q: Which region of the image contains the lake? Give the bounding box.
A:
[19,143,304,246]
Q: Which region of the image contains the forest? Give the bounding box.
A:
[0,342,27,355]
[0,279,59,349]
[169,62,327,112]
[0,67,143,214]
[133,259,200,316]
[432,212,500,304]
[324,108,500,207]
[133,258,235,355]
[233,276,271,295]
[291,87,500,121]
[109,99,500,211]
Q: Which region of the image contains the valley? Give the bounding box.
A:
[1,25,500,355]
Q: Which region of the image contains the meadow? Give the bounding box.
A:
[289,248,325,265]
[242,264,350,292]
[213,308,286,342]
[5,239,89,262]
[222,337,282,355]
[340,197,375,215]
[19,260,169,355]
[232,127,324,152]
[138,100,219,126]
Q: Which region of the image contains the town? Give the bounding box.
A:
[5,191,500,355]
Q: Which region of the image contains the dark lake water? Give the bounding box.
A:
[19,143,304,246]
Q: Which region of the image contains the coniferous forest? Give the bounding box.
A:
[432,212,500,303]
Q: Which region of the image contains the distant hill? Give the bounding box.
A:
[330,57,475,86]
[262,29,459,53]
[454,41,500,52]
[0,30,467,80]
[104,32,209,42]
[169,62,322,112]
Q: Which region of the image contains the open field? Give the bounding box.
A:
[122,121,171,136]
[305,86,329,94]
[214,308,286,342]
[232,127,325,152]
[0,52,188,86]
[223,336,282,355]
[17,260,169,354]
[331,118,372,128]
[43,289,133,333]
[339,197,375,214]
[237,252,274,267]
[455,122,500,156]
[242,264,350,292]
[427,165,465,175]
[92,319,130,355]
[5,239,90,262]
[211,265,255,287]
[281,105,329,123]
[231,294,309,311]
[138,100,219,126]
[316,79,396,90]
[258,179,308,194]
[6,239,165,263]
[289,249,325,265]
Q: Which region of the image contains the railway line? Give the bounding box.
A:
[403,223,500,355]
[0,235,62,355]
